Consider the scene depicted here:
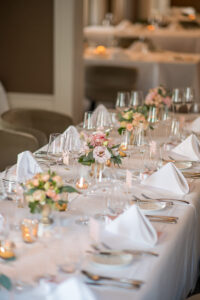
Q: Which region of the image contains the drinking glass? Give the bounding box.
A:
[107,184,128,216]
[148,106,158,124]
[183,87,194,112]
[47,133,65,165]
[172,88,183,113]
[83,111,94,131]
[115,92,130,112]
[63,132,82,167]
[129,91,144,108]
[170,119,181,143]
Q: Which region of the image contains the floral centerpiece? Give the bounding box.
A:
[118,106,149,135]
[78,131,122,167]
[145,86,171,108]
[24,171,79,224]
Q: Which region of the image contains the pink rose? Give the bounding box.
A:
[93,146,111,164]
[163,96,172,108]
[46,190,60,201]
[126,123,133,131]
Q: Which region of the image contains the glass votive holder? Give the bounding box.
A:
[76,177,89,190]
[0,240,15,259]
[21,219,38,243]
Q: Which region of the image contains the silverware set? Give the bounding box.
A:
[82,270,144,289]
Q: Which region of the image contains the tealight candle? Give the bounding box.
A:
[21,219,38,243]
[0,240,15,259]
[94,45,107,55]
[76,177,89,190]
[147,25,155,31]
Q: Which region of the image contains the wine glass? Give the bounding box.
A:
[183,87,194,112]
[47,133,65,165]
[115,91,130,112]
[172,88,183,113]
[129,91,144,109]
[83,111,94,131]
[148,106,158,124]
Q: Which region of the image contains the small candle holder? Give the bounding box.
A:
[21,219,38,243]
[0,240,15,259]
[76,177,89,190]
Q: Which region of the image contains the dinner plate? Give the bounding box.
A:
[174,161,192,170]
[138,201,169,213]
[89,252,133,268]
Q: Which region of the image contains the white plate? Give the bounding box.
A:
[138,201,169,213]
[89,252,133,268]
[174,161,192,170]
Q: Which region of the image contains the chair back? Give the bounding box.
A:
[85,65,137,105]
[0,129,39,171]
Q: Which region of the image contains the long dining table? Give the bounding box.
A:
[1,116,200,300]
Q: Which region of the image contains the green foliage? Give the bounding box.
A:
[78,151,95,166]
[118,127,125,135]
[60,186,80,194]
[0,274,12,290]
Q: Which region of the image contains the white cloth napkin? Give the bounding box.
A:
[0,81,9,114]
[63,125,82,151]
[142,162,189,195]
[16,151,43,183]
[171,134,200,161]
[91,104,112,128]
[45,278,95,300]
[186,117,200,133]
[90,205,157,249]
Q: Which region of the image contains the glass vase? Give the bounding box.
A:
[90,163,105,183]
[41,204,53,225]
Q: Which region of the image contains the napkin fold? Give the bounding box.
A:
[63,125,82,151]
[186,117,200,133]
[171,134,200,161]
[46,278,95,300]
[105,205,157,248]
[90,205,157,249]
[142,162,189,195]
[91,104,112,128]
[16,151,43,183]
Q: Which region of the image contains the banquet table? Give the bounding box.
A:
[84,47,200,99]
[84,24,200,54]
[1,117,200,300]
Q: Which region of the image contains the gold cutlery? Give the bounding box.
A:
[89,246,159,257]
[146,215,178,224]
[140,193,189,205]
[86,281,139,289]
[81,270,144,289]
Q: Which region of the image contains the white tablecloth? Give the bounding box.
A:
[84,48,200,99]
[1,123,200,299]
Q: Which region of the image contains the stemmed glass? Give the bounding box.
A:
[47,133,65,165]
[172,88,183,113]
[129,91,144,109]
[183,87,194,113]
[83,111,95,131]
[115,92,130,112]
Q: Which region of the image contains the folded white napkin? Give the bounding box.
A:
[16,151,43,183]
[171,134,200,161]
[91,104,112,128]
[63,125,82,151]
[104,205,157,249]
[186,117,200,133]
[142,162,189,195]
[0,81,9,114]
[89,205,157,249]
[46,278,95,300]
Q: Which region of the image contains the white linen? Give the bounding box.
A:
[142,162,189,195]
[0,81,9,114]
[186,117,200,133]
[16,151,43,183]
[45,278,95,300]
[104,205,157,249]
[91,104,112,128]
[171,134,200,161]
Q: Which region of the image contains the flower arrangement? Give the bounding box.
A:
[78,131,122,166]
[118,106,149,135]
[24,171,79,214]
[145,86,172,108]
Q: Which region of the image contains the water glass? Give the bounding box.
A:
[129,91,144,108]
[172,88,183,113]
[148,106,158,123]
[107,185,128,215]
[183,87,194,112]
[83,111,94,131]
[47,133,64,164]
[115,91,130,112]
